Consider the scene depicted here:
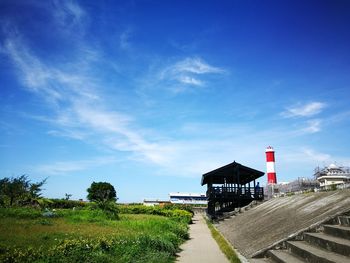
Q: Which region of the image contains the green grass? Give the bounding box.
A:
[205,218,241,263]
[0,207,190,263]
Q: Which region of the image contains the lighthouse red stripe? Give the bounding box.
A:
[266,152,275,162]
[267,172,277,184]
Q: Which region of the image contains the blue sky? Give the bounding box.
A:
[1,0,350,202]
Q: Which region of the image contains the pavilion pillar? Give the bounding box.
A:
[254,179,256,198]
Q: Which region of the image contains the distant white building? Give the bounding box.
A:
[169,192,207,205]
[314,164,350,189]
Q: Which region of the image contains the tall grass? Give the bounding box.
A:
[0,207,42,219]
[0,206,191,263]
[118,204,193,223]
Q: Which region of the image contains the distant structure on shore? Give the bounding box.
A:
[275,177,319,194]
[314,163,350,189]
[169,192,207,205]
[266,163,350,196]
[143,192,207,206]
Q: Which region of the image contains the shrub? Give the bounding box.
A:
[162,204,194,214]
[0,207,42,219]
[47,199,87,209]
[95,201,119,220]
[37,198,54,208]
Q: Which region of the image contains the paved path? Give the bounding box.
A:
[176,213,230,263]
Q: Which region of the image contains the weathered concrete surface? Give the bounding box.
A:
[216,190,350,258]
[177,213,229,263]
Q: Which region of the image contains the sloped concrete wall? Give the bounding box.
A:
[216,189,350,258]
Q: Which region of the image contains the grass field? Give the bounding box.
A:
[0,207,191,263]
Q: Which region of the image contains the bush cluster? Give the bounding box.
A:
[56,202,119,221]
[162,203,194,214]
[118,204,193,223]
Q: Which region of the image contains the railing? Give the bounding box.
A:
[207,186,264,200]
[336,182,350,190]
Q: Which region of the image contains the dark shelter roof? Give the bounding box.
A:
[201,161,264,185]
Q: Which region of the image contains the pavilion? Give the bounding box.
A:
[201,161,264,217]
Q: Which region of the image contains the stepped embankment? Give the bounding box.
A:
[216,189,350,258]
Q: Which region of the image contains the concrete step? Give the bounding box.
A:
[267,249,304,263]
[287,241,350,263]
[338,216,350,226]
[304,232,350,257]
[324,224,350,240]
[249,258,272,263]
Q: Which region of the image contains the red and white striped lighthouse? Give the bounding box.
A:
[266,146,277,184]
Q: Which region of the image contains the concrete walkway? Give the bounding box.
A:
[176,213,230,263]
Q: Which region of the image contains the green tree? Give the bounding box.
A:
[0,175,46,207]
[65,193,72,200]
[87,182,117,203]
[87,182,119,220]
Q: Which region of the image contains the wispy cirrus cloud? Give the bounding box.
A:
[2,36,97,103]
[2,33,174,166]
[52,0,86,30]
[4,32,341,180]
[172,57,224,74]
[302,119,322,134]
[36,156,118,175]
[178,75,204,86]
[4,3,341,181]
[5,33,269,176]
[159,57,225,89]
[282,102,327,118]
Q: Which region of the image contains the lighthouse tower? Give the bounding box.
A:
[266,146,277,184]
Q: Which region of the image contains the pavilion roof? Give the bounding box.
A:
[201,161,264,185]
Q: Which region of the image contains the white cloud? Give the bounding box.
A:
[36,156,118,175]
[159,57,225,90]
[4,38,50,91]
[6,23,346,182]
[3,37,96,104]
[178,75,203,86]
[3,34,340,180]
[282,102,326,118]
[172,57,225,75]
[3,34,176,166]
[302,119,322,134]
